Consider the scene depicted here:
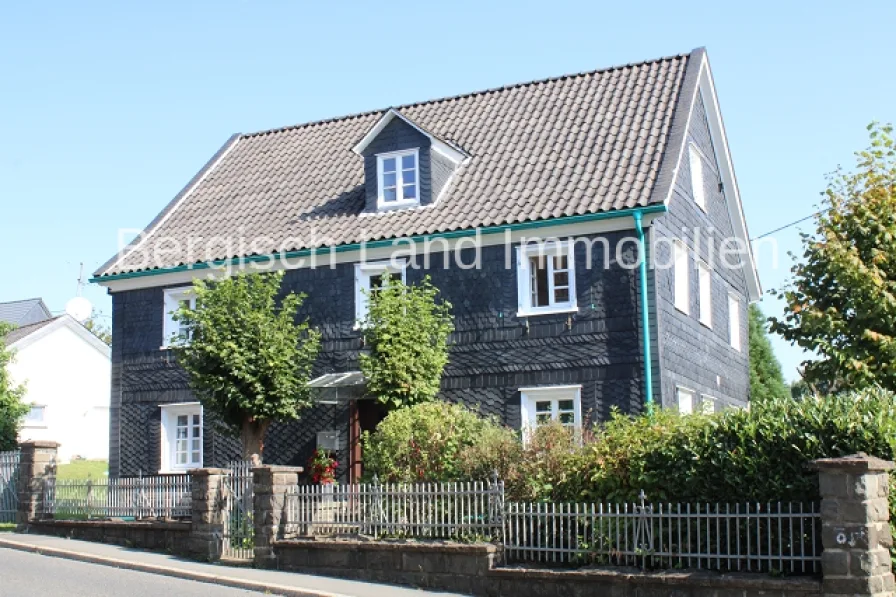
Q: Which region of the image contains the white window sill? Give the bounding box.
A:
[674,304,689,315]
[22,424,47,430]
[376,200,420,211]
[158,469,193,475]
[517,305,579,318]
[699,319,712,329]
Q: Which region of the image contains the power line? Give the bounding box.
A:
[750,210,825,241]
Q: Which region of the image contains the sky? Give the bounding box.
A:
[1,1,894,382]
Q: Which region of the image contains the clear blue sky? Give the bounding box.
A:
[1,1,893,382]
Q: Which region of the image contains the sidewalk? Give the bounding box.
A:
[0,533,468,597]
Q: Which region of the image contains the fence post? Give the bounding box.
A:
[189,468,229,562]
[253,465,302,569]
[813,453,895,597]
[16,440,58,530]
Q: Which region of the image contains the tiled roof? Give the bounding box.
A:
[0,298,52,326]
[99,50,696,277]
[3,316,62,346]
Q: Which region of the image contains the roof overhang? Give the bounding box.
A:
[308,371,367,403]
[352,108,469,164]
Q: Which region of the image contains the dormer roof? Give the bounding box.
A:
[352,108,469,164]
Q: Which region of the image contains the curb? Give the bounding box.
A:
[0,537,351,597]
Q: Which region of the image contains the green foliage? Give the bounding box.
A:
[362,401,501,482]
[360,276,454,409]
[83,312,112,346]
[748,304,788,402]
[174,271,321,461]
[771,123,896,392]
[0,322,28,451]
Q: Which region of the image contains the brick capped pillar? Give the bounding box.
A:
[189,468,229,562]
[813,453,895,597]
[16,440,58,530]
[253,465,302,569]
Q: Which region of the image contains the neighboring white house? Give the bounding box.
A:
[2,301,110,463]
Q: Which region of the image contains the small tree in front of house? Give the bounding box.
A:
[0,322,28,451]
[360,276,454,409]
[174,271,321,464]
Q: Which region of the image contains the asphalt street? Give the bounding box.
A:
[0,549,262,597]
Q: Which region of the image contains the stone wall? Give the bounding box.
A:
[273,539,822,597]
[27,519,191,554]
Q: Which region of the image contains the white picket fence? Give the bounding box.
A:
[0,450,19,523]
[42,475,192,519]
[284,477,505,539]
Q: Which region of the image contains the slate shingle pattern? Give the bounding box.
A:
[101,52,690,277]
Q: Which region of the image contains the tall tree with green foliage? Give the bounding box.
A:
[748,304,788,402]
[770,123,896,392]
[174,272,321,463]
[360,276,454,409]
[0,322,29,451]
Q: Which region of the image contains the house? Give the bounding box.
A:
[2,302,111,463]
[92,48,760,481]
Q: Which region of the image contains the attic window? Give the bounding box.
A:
[377,149,419,209]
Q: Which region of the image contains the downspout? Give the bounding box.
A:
[633,211,654,413]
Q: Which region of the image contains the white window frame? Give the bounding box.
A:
[698,260,712,328]
[376,148,420,209]
[689,144,706,212]
[673,241,689,314]
[728,293,742,351]
[519,385,583,442]
[676,386,695,415]
[354,260,408,325]
[162,286,196,348]
[160,402,203,473]
[516,241,577,316]
[23,405,46,428]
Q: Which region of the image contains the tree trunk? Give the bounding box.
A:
[240,418,270,466]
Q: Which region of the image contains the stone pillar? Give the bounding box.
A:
[16,440,59,530]
[189,468,229,562]
[814,453,895,597]
[253,465,302,569]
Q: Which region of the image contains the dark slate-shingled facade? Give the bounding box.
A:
[101,48,759,479]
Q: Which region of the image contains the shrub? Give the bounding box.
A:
[362,401,504,482]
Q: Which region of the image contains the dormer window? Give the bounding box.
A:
[377,149,419,209]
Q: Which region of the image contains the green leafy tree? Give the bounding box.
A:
[174,272,321,463]
[771,123,896,392]
[0,322,29,451]
[748,304,788,402]
[360,276,453,409]
[83,312,112,346]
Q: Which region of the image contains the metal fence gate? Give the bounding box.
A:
[0,450,20,523]
[222,461,254,560]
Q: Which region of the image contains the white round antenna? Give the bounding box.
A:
[65,296,93,322]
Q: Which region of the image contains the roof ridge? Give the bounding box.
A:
[0,297,44,306]
[240,50,694,140]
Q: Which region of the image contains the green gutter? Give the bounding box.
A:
[633,210,654,412]
[90,204,667,283]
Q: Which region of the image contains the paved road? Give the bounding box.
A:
[0,549,263,597]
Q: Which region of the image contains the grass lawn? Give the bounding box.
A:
[56,460,108,480]
[0,523,15,532]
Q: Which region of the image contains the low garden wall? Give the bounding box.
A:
[27,519,191,554]
[272,538,822,597]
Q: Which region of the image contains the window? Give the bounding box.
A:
[377,149,419,208]
[676,387,695,414]
[673,241,689,314]
[728,293,742,351]
[689,144,706,211]
[160,403,202,472]
[163,287,196,347]
[354,260,407,324]
[24,405,45,427]
[520,386,582,440]
[516,242,577,315]
[701,396,716,414]
[698,261,712,327]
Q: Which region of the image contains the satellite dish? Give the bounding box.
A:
[65,296,93,322]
